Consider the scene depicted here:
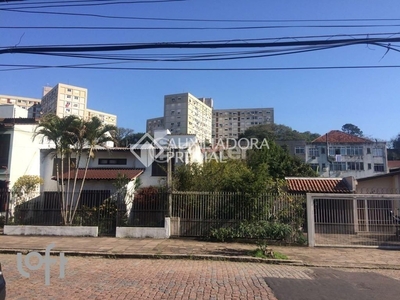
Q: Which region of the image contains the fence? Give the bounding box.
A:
[171,191,306,243]
[307,193,400,248]
[5,189,169,235]
[4,190,306,242]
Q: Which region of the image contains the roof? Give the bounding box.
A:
[312,130,372,144]
[388,160,400,170]
[357,170,400,181]
[285,177,352,193]
[54,168,144,180]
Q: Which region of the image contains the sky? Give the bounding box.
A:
[1,0,400,141]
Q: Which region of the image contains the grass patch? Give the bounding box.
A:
[273,251,288,260]
[248,249,288,260]
[249,249,266,258]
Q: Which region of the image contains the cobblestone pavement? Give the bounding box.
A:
[2,253,400,300]
[1,254,283,300]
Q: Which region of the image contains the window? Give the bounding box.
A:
[308,148,319,157]
[98,158,127,165]
[52,158,76,176]
[295,147,305,154]
[309,164,319,172]
[329,146,363,156]
[372,148,384,157]
[332,162,346,171]
[0,134,11,167]
[368,163,372,170]
[374,164,385,172]
[321,147,326,154]
[347,162,364,171]
[367,148,371,154]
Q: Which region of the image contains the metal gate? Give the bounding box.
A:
[307,193,400,248]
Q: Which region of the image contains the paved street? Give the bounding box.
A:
[1,254,400,300]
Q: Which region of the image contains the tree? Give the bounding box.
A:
[172,140,316,193]
[388,133,400,160]
[341,123,363,137]
[34,114,80,224]
[390,133,400,150]
[70,116,117,223]
[241,123,320,142]
[246,140,317,179]
[115,127,134,147]
[35,114,117,225]
[12,175,44,202]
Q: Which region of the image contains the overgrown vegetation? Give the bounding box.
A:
[207,220,296,243]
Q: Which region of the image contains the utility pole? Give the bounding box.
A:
[167,139,173,217]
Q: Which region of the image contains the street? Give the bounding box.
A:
[1,254,400,300]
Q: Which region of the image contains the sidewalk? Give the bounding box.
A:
[1,235,399,269]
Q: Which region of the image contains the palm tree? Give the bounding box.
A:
[34,114,79,224]
[70,116,117,224]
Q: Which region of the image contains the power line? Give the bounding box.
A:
[1,36,398,54]
[1,6,400,24]
[0,0,184,9]
[2,24,400,30]
[3,63,400,72]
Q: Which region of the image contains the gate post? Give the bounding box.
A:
[307,193,315,247]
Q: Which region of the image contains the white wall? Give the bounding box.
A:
[0,105,28,118]
[8,124,42,189]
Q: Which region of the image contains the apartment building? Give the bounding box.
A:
[305,130,388,179]
[146,117,165,134]
[0,94,41,110]
[40,83,117,125]
[212,108,274,139]
[146,93,213,143]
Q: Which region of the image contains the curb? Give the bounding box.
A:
[2,248,400,270]
[0,248,303,265]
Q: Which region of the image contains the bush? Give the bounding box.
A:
[207,220,293,242]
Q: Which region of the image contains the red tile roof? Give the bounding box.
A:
[388,161,400,170]
[285,177,351,193]
[54,168,144,180]
[312,130,372,144]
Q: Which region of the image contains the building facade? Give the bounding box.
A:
[40,83,117,125]
[0,94,41,110]
[146,117,165,135]
[0,105,28,119]
[305,130,388,179]
[0,118,41,191]
[212,108,274,139]
[146,93,213,143]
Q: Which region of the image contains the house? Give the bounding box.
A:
[0,117,41,191]
[305,130,388,179]
[388,160,400,172]
[356,170,400,194]
[40,130,204,193]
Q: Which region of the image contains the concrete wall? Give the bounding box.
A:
[7,124,42,189]
[116,218,170,239]
[357,173,400,193]
[0,105,28,118]
[4,225,98,237]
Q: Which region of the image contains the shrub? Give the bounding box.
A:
[207,220,293,242]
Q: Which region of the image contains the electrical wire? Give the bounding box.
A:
[1,36,398,54]
[3,63,400,72]
[2,24,400,30]
[0,0,184,9]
